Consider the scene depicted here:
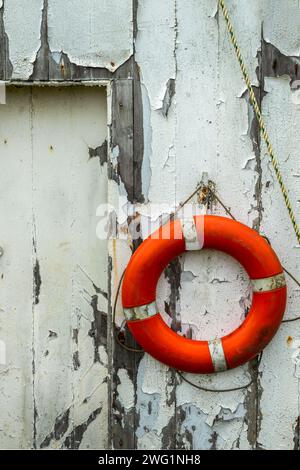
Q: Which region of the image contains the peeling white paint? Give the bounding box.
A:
[136,355,174,449]
[131,0,264,450]
[137,431,162,450]
[257,76,300,450]
[0,85,108,449]
[135,0,177,206]
[178,251,251,340]
[263,0,300,56]
[117,369,135,411]
[135,0,176,109]
[0,87,35,449]
[4,0,43,79]
[1,0,300,452]
[290,338,300,378]
[48,0,133,71]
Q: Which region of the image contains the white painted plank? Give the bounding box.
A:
[263,0,300,56]
[0,87,34,449]
[48,0,133,71]
[216,0,262,226]
[4,0,43,79]
[173,0,259,449]
[1,0,300,451]
[258,76,300,450]
[132,0,178,450]
[135,0,177,207]
[29,86,108,449]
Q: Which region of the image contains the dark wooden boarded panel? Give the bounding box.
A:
[0,1,12,80]
[111,79,134,202]
[110,78,138,450]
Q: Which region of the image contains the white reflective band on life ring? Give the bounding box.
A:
[251,272,286,293]
[208,339,227,372]
[123,301,157,321]
[180,218,203,251]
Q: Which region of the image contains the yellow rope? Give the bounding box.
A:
[219,0,300,245]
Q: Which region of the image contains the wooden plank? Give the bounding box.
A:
[132,0,178,450]
[257,0,300,449]
[257,70,300,449]
[0,84,110,450]
[0,87,34,448]
[1,0,300,451]
[109,78,138,450]
[214,1,263,449]
[20,85,108,449]
[0,1,12,80]
[173,0,253,449]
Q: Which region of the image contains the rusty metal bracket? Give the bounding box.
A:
[197,172,209,206]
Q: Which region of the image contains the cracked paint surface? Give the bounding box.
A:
[0,85,108,449]
[2,0,133,79]
[1,0,300,451]
[112,0,299,450]
[48,0,133,72]
[4,0,43,79]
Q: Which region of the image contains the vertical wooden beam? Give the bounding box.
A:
[0,0,12,80]
[109,77,140,450]
[109,0,146,448]
[111,79,135,202]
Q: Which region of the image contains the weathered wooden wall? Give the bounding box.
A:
[0,0,300,450]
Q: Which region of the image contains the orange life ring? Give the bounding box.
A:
[121,215,287,374]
